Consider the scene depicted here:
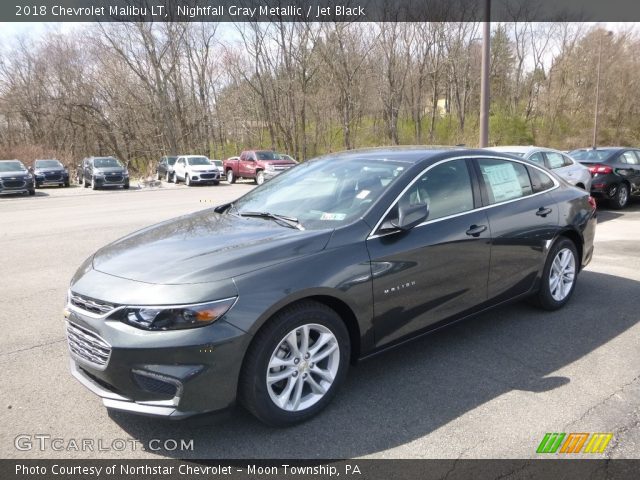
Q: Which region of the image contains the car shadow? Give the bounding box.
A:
[0,191,49,198]
[109,270,638,459]
[596,200,640,223]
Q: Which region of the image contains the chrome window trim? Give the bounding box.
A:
[368,154,560,240]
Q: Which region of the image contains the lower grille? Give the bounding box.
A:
[67,322,111,368]
[3,180,25,188]
[105,175,123,183]
[200,173,218,180]
[44,173,62,181]
[133,372,178,397]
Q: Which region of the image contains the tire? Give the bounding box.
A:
[255,170,265,185]
[227,169,235,184]
[239,300,350,427]
[123,182,130,190]
[165,171,172,183]
[64,180,70,187]
[157,172,162,181]
[91,176,97,190]
[28,189,35,196]
[34,182,40,189]
[531,237,578,311]
[185,174,191,186]
[610,182,629,210]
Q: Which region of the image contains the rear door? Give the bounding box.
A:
[367,158,491,347]
[474,157,559,302]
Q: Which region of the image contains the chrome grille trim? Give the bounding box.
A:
[66,322,111,369]
[69,292,116,316]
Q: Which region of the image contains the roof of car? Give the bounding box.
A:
[178,154,209,158]
[315,146,473,164]
[484,145,564,155]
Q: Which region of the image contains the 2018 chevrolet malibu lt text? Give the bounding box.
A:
[65,148,596,426]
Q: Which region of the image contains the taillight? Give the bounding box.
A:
[587,164,613,175]
[588,196,597,210]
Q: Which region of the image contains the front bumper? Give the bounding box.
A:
[189,172,220,183]
[65,301,249,418]
[0,178,34,194]
[94,176,129,187]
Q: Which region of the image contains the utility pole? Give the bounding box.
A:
[592,30,613,149]
[479,0,491,147]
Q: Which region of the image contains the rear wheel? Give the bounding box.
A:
[531,237,578,311]
[239,301,350,426]
[227,169,235,184]
[610,182,629,210]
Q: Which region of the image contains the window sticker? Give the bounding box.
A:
[482,163,522,202]
[356,189,370,199]
[320,212,347,221]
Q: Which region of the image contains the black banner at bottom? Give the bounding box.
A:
[2,459,640,480]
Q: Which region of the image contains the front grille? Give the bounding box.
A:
[67,322,111,368]
[44,172,62,181]
[133,372,178,397]
[104,175,123,183]
[200,173,218,180]
[3,180,25,188]
[69,292,116,315]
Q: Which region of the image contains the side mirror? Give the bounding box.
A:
[383,202,429,232]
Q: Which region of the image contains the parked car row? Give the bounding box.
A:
[485,145,640,210]
[155,150,297,187]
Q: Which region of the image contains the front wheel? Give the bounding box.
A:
[239,301,350,426]
[185,174,191,186]
[227,169,235,184]
[165,171,172,183]
[531,237,578,311]
[91,176,97,190]
[610,182,629,210]
[255,170,265,185]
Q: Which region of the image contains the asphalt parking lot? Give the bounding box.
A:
[0,183,639,459]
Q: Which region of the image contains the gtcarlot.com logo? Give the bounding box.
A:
[536,432,613,454]
[14,434,194,452]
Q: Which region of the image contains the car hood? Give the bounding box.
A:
[95,167,126,174]
[92,209,332,284]
[188,165,217,172]
[34,166,66,173]
[262,160,296,166]
[0,170,29,178]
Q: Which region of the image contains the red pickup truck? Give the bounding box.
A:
[223,150,297,185]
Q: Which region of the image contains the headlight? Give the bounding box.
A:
[120,297,236,331]
[94,173,104,178]
[265,164,275,172]
[123,171,129,176]
[26,173,33,179]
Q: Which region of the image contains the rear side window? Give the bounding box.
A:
[545,152,571,169]
[478,159,532,204]
[528,166,555,193]
[394,159,474,222]
[619,151,639,165]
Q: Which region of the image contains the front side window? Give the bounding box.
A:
[478,158,532,204]
[388,159,474,223]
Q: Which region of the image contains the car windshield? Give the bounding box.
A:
[35,160,62,168]
[255,151,282,160]
[570,149,615,161]
[0,161,25,172]
[188,157,210,165]
[94,157,123,168]
[232,157,407,230]
[212,160,223,166]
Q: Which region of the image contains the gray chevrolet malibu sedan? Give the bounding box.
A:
[66,147,596,425]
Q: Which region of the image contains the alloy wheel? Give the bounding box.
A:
[618,184,629,208]
[266,323,340,412]
[549,248,576,301]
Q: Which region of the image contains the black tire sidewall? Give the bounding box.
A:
[537,237,579,310]
[240,302,350,426]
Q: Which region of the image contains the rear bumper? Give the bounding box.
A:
[589,174,618,199]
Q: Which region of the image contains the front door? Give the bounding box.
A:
[367,158,491,347]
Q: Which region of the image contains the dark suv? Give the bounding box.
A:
[0,160,35,195]
[31,159,69,188]
[156,156,177,182]
[80,157,130,190]
[570,147,640,209]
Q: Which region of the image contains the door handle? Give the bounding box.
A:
[465,225,487,237]
[536,207,553,217]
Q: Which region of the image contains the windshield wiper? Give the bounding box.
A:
[238,211,305,230]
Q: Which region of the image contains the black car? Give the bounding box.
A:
[31,159,70,188]
[156,155,177,182]
[569,147,640,209]
[80,156,130,190]
[0,160,35,196]
[65,148,596,425]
